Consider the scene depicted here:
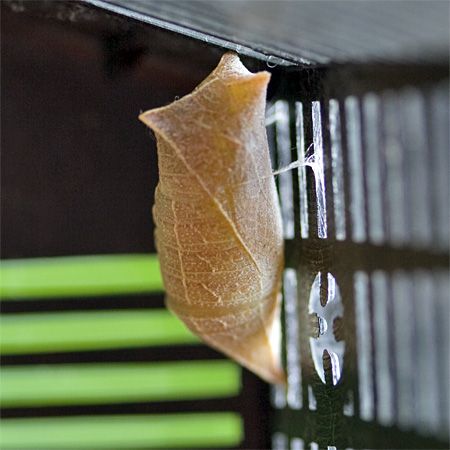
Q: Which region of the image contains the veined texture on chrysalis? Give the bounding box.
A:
[139,52,285,384]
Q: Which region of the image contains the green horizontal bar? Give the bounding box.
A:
[0,309,199,355]
[0,254,163,300]
[0,413,243,449]
[0,361,241,407]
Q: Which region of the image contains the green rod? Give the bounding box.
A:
[0,309,199,355]
[0,254,163,300]
[0,361,241,407]
[0,413,243,448]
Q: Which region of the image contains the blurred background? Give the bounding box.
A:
[1,1,449,449]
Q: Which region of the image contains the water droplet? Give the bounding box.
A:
[174,96,180,101]
[266,55,280,68]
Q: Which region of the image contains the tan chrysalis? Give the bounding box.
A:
[139,53,285,384]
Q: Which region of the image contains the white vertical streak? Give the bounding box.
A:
[363,93,384,245]
[311,101,327,238]
[392,271,415,430]
[273,432,288,450]
[284,269,302,409]
[343,390,355,417]
[329,99,346,241]
[310,442,319,450]
[400,89,431,248]
[271,383,286,410]
[276,100,295,239]
[354,271,374,421]
[382,91,408,247]
[296,101,309,239]
[345,96,366,243]
[372,271,394,425]
[290,438,305,450]
[414,270,440,434]
[308,385,317,411]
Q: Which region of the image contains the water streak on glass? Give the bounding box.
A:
[284,269,302,409]
[272,432,289,450]
[275,100,295,239]
[308,385,317,411]
[372,271,394,425]
[311,101,328,238]
[345,96,366,243]
[363,93,385,245]
[400,89,431,248]
[296,101,309,239]
[329,99,346,240]
[414,271,440,434]
[354,271,374,421]
[382,91,408,247]
[436,271,450,436]
[429,83,450,251]
[392,271,415,430]
[291,437,305,450]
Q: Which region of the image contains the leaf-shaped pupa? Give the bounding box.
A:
[139,53,285,384]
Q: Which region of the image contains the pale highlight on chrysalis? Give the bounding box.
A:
[139,53,285,384]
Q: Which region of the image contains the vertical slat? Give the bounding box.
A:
[392,270,415,430]
[296,101,310,239]
[400,88,432,249]
[284,268,302,409]
[276,100,295,239]
[381,91,409,248]
[372,271,394,426]
[345,96,366,243]
[291,437,305,450]
[329,99,346,241]
[362,93,385,245]
[413,270,440,435]
[436,270,450,437]
[321,99,335,239]
[428,83,450,251]
[311,100,328,239]
[354,271,374,421]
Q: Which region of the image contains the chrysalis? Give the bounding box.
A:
[139,53,285,384]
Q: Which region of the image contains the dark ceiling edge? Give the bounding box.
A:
[81,0,308,67]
